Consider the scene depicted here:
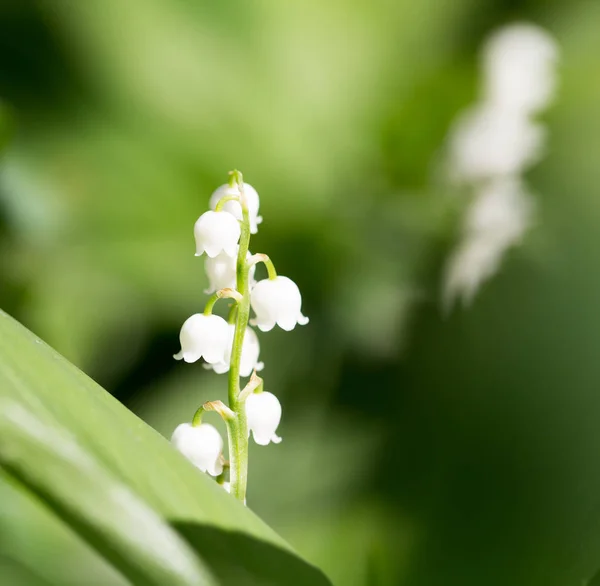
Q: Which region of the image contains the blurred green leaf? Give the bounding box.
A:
[0,308,331,586]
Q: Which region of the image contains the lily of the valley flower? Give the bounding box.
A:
[207,325,263,377]
[204,249,256,294]
[448,104,544,183]
[209,182,263,234]
[174,314,230,364]
[250,276,309,332]
[246,391,282,446]
[482,24,559,116]
[171,422,224,476]
[194,210,241,258]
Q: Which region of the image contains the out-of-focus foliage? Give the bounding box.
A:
[2,0,600,584]
[0,309,330,585]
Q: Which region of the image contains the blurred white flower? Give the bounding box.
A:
[174,313,230,364]
[209,182,263,234]
[482,23,559,115]
[250,276,309,332]
[448,104,545,183]
[203,249,256,294]
[206,325,264,377]
[171,423,224,476]
[443,177,535,307]
[443,22,558,308]
[246,392,282,446]
[194,210,241,258]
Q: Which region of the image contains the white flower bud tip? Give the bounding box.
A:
[174,313,230,365]
[246,391,282,446]
[171,422,224,476]
[205,325,263,377]
[250,276,309,332]
[209,182,263,234]
[194,210,241,258]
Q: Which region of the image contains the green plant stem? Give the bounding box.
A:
[203,288,242,316]
[249,254,277,280]
[203,293,221,316]
[215,195,240,212]
[227,178,251,502]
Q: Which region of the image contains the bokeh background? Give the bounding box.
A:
[2,1,600,585]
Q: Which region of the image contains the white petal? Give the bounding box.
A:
[175,314,230,365]
[210,361,230,374]
[239,327,261,377]
[250,276,308,332]
[246,392,282,446]
[277,316,297,331]
[297,314,309,326]
[194,211,241,258]
[210,183,261,233]
[251,318,275,332]
[171,423,224,476]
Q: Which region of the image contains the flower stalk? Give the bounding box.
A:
[171,169,308,504]
[226,172,252,501]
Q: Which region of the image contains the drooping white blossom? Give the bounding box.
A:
[206,325,264,377]
[250,276,309,332]
[443,22,559,308]
[209,182,263,234]
[194,210,241,258]
[448,104,544,183]
[174,313,230,364]
[443,177,535,307]
[246,392,282,446]
[482,23,559,115]
[203,249,256,294]
[171,422,224,476]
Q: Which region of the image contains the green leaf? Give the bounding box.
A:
[0,309,331,586]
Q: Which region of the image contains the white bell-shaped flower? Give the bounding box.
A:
[246,391,282,446]
[482,24,559,116]
[204,249,256,294]
[209,182,262,234]
[250,276,309,332]
[207,325,263,377]
[174,313,230,364]
[171,422,224,476]
[194,210,241,258]
[448,104,544,183]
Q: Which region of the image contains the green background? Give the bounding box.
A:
[2,0,600,584]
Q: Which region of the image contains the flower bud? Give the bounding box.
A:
[250,276,309,332]
[194,210,241,258]
[209,183,262,234]
[174,314,230,364]
[207,325,263,377]
[171,422,224,476]
[204,249,256,294]
[246,391,282,446]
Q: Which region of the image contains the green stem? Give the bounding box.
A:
[248,253,277,280]
[192,407,204,427]
[215,195,240,212]
[227,176,251,502]
[203,288,242,316]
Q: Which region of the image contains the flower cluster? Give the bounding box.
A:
[443,23,559,308]
[169,173,308,502]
